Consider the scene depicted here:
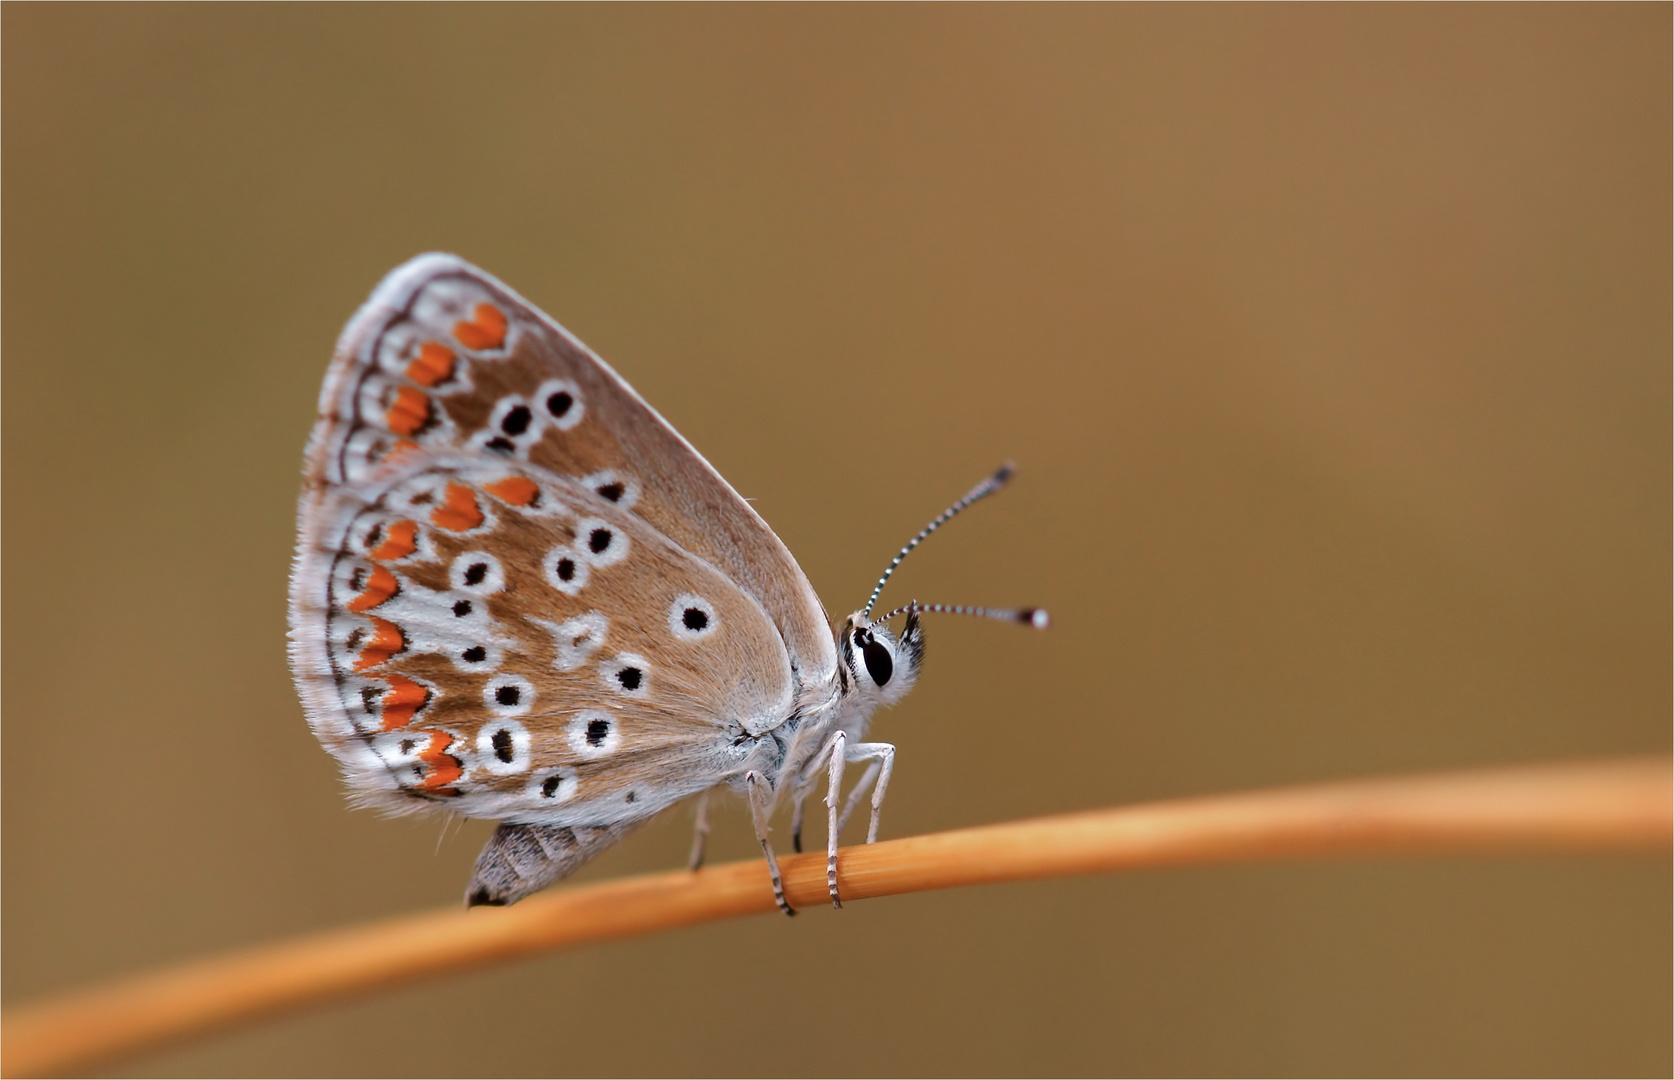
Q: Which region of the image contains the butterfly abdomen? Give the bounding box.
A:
[466,821,641,907]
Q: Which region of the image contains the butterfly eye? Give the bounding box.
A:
[862,637,894,687]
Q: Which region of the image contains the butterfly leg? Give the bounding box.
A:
[687,789,712,871]
[794,731,844,855]
[745,770,795,916]
[834,759,884,836]
[841,742,896,844]
[825,730,848,907]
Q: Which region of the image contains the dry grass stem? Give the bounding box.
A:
[4,755,1668,1077]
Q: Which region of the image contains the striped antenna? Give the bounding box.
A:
[872,601,1050,630]
[862,462,1016,618]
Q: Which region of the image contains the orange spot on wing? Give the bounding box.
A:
[453,303,507,351]
[417,732,462,795]
[386,386,431,436]
[484,475,540,507]
[430,482,484,531]
[379,674,429,731]
[354,617,404,670]
[346,564,399,612]
[370,520,419,561]
[406,343,456,387]
[383,438,422,465]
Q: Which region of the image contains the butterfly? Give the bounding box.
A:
[289,254,1047,912]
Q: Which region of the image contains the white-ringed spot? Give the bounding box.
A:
[566,709,621,758]
[449,551,506,594]
[599,652,650,698]
[476,718,532,774]
[668,593,718,642]
[454,641,501,672]
[542,543,590,596]
[476,395,544,457]
[528,767,578,804]
[483,674,534,718]
[580,469,640,510]
[535,612,608,671]
[573,517,629,568]
[535,378,585,430]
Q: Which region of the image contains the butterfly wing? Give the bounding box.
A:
[303,254,835,692]
[291,256,835,826]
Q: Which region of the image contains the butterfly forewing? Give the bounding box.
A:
[292,256,829,824]
[303,254,834,691]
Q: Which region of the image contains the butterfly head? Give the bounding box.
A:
[840,608,924,707]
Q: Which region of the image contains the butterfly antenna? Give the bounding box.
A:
[862,461,1017,618]
[873,600,1050,630]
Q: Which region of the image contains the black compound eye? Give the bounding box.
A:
[862,638,894,687]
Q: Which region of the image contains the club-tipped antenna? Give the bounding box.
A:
[872,600,1050,630]
[863,462,1016,618]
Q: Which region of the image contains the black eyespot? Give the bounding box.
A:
[597,482,625,502]
[485,436,515,454]
[400,739,417,754]
[546,391,574,418]
[491,728,515,763]
[345,628,364,651]
[555,557,577,582]
[863,638,894,687]
[362,523,383,548]
[452,599,472,617]
[463,562,488,586]
[462,645,487,663]
[495,684,520,707]
[500,404,532,436]
[617,667,643,691]
[625,791,637,803]
[683,607,709,631]
[588,528,613,554]
[585,718,611,746]
[541,774,564,798]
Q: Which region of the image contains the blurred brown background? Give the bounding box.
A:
[4,5,1669,1076]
